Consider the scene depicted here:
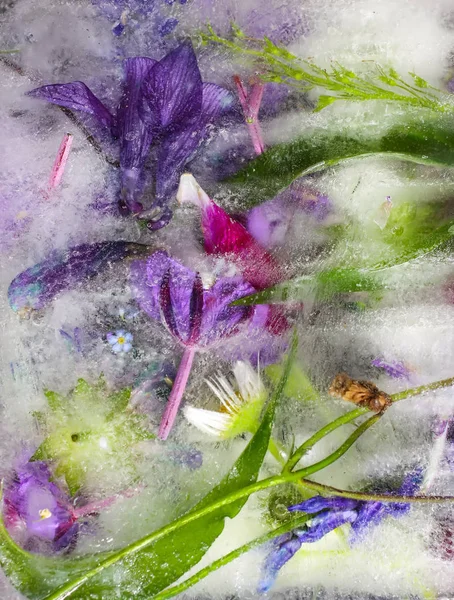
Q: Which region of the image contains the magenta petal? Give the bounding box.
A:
[27,82,115,131]
[141,42,203,134]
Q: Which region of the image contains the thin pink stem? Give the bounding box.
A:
[158,347,196,440]
[73,485,143,519]
[233,76,265,155]
[48,132,73,190]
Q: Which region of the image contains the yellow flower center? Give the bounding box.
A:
[117,336,125,345]
[39,508,52,520]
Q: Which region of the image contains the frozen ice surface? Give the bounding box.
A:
[2,0,454,598]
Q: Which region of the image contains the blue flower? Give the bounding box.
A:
[107,330,133,354]
[259,470,422,593]
[27,44,234,228]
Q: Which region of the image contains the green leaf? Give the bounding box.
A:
[232,268,380,306]
[265,363,319,402]
[314,95,338,112]
[224,118,454,208]
[4,338,297,600]
[409,72,429,88]
[0,512,111,599]
[43,390,65,413]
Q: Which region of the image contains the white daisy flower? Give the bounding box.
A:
[184,361,267,439]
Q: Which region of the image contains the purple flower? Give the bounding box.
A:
[259,470,422,592]
[258,532,303,594]
[130,250,268,439]
[28,44,234,227]
[8,241,146,313]
[3,461,78,553]
[371,358,411,380]
[247,181,332,249]
[131,250,267,349]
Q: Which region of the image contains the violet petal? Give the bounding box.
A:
[298,509,358,543]
[118,57,156,213]
[159,269,181,340]
[258,535,302,594]
[8,242,145,312]
[154,84,233,205]
[288,495,359,514]
[141,42,203,134]
[28,82,115,131]
[187,272,204,345]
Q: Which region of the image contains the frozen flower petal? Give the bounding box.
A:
[298,509,358,543]
[28,82,115,131]
[177,174,283,290]
[118,57,157,213]
[141,42,202,134]
[371,358,411,380]
[258,535,302,594]
[131,251,264,347]
[3,460,77,553]
[288,495,359,515]
[8,242,147,312]
[201,82,236,122]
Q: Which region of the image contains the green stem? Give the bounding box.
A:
[152,514,311,600]
[44,379,454,600]
[268,437,288,464]
[285,407,366,472]
[286,376,454,472]
[298,478,454,503]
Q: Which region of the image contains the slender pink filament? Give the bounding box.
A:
[48,132,73,190]
[233,76,265,155]
[158,346,196,440]
[73,485,144,519]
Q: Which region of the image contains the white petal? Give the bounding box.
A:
[233,361,265,402]
[177,173,211,209]
[184,405,232,437]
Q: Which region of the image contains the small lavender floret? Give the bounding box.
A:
[3,460,78,554]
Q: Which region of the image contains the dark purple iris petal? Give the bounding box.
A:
[27,82,115,131]
[8,242,144,312]
[187,272,204,345]
[118,57,156,213]
[159,269,181,339]
[141,43,203,135]
[154,82,234,203]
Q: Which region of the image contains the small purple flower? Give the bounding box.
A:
[131,250,267,349]
[107,330,133,354]
[371,358,411,380]
[247,181,332,249]
[3,461,78,553]
[259,470,422,593]
[131,250,268,439]
[28,44,234,227]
